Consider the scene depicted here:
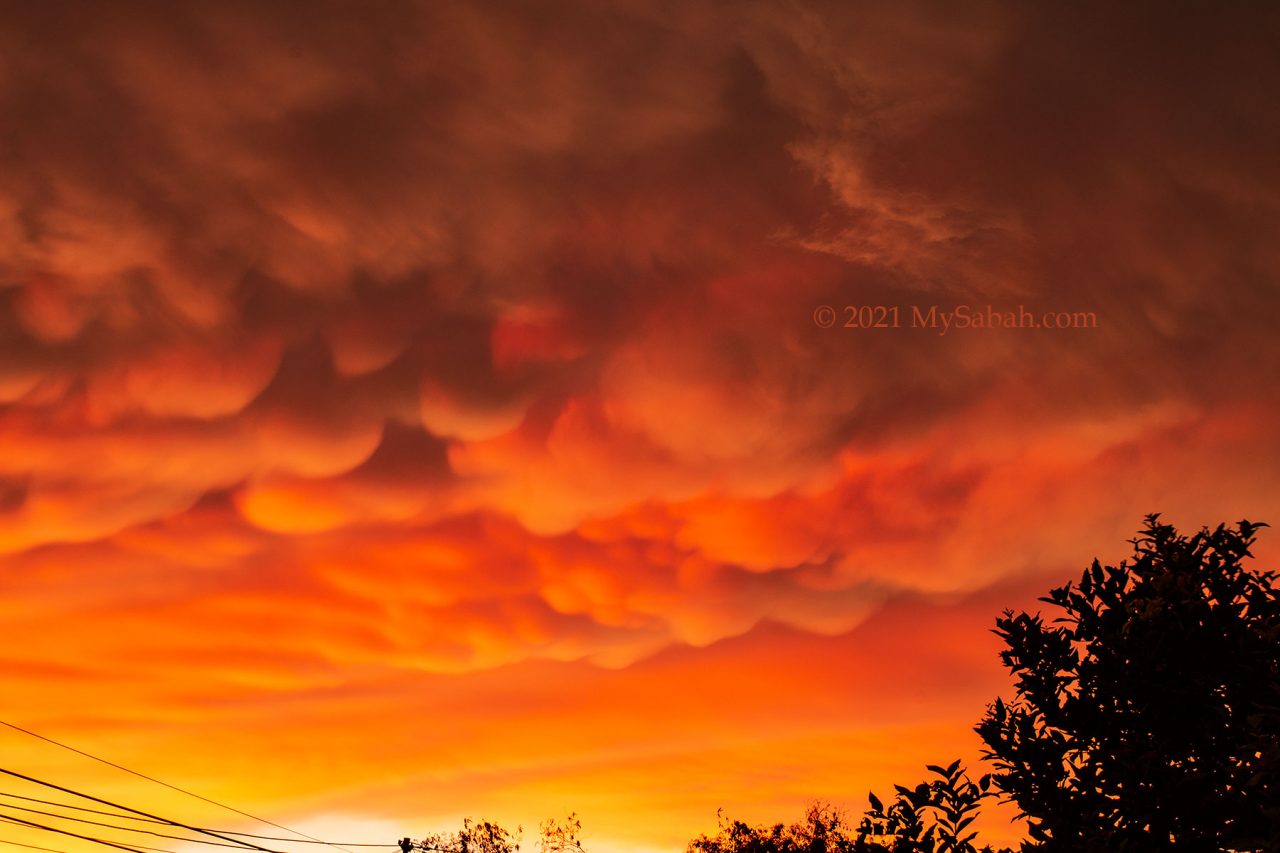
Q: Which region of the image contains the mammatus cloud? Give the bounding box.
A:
[1,1,1278,850]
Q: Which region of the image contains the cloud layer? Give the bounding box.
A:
[2,1,1279,850]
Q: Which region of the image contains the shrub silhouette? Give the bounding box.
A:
[686,802,861,853]
[538,814,584,853]
[686,764,1013,853]
[857,761,1011,853]
[407,814,581,853]
[976,516,1280,850]
[413,819,522,853]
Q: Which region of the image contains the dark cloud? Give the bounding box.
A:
[1,3,1278,845]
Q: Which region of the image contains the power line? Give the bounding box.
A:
[0,798,392,848]
[0,805,252,849]
[0,814,155,853]
[205,836,385,848]
[0,837,70,853]
[1,823,194,853]
[0,796,162,826]
[0,804,389,849]
[0,723,355,853]
[219,837,386,847]
[0,770,278,853]
[1,821,185,853]
[0,814,202,853]
[98,842,195,853]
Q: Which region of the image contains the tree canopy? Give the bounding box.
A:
[976,515,1280,850]
[686,762,1012,853]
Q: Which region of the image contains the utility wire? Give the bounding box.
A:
[0,770,278,853]
[1,824,192,853]
[0,837,70,853]
[100,842,196,853]
[0,815,205,853]
[1,822,183,853]
[0,805,254,849]
[0,814,155,853]
[0,797,161,826]
[200,837,385,848]
[0,723,355,853]
[0,799,392,848]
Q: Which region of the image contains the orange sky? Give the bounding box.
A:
[2,2,1280,853]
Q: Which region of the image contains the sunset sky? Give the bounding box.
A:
[2,1,1280,852]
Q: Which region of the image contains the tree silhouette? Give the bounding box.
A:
[407,814,581,853]
[538,814,584,853]
[686,802,861,853]
[414,818,522,853]
[976,516,1280,850]
[859,760,1008,853]
[686,764,1012,853]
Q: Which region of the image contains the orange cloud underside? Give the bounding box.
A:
[2,2,1279,853]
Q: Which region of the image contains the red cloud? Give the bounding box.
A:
[1,2,1278,852]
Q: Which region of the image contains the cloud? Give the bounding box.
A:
[1,1,1278,850]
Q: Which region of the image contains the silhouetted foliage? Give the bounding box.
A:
[687,803,861,853]
[409,814,582,853]
[976,516,1280,851]
[415,818,522,853]
[858,760,1010,853]
[538,814,584,853]
[686,764,1013,853]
